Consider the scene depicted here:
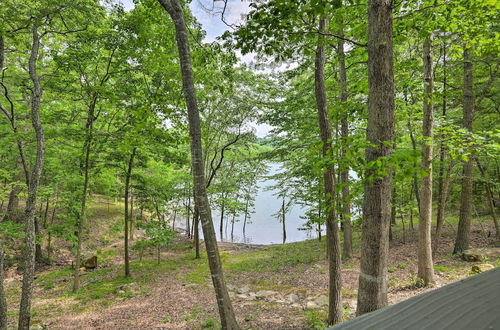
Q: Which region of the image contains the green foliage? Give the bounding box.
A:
[304,310,327,330]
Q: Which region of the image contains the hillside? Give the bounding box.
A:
[3,199,498,329]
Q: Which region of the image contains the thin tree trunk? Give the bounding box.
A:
[434,41,449,257]
[338,25,352,260]
[35,217,43,263]
[453,47,474,255]
[129,192,134,240]
[220,193,225,240]
[475,159,500,239]
[186,187,191,238]
[194,206,200,259]
[172,209,177,231]
[407,117,421,213]
[0,239,7,330]
[156,1,239,327]
[18,23,46,330]
[124,147,136,278]
[243,198,249,234]
[418,35,435,285]
[357,0,394,316]
[314,16,342,325]
[231,214,235,242]
[281,198,286,245]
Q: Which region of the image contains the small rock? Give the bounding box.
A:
[315,295,328,307]
[226,283,236,291]
[84,255,98,269]
[255,290,278,298]
[291,303,302,309]
[471,264,495,273]
[287,293,300,303]
[238,285,251,294]
[247,293,257,300]
[229,291,236,298]
[306,301,318,309]
[236,294,248,299]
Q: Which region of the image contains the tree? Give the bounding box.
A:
[156,0,239,328]
[357,0,395,316]
[453,46,474,255]
[417,34,435,285]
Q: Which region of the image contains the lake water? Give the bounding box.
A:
[209,163,323,245]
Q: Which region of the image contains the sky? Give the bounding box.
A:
[118,0,271,137]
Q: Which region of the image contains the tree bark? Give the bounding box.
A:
[453,47,474,255]
[194,206,200,259]
[357,0,394,316]
[338,26,352,260]
[18,23,46,330]
[220,193,225,240]
[475,159,500,239]
[281,198,286,245]
[156,1,239,328]
[129,192,134,240]
[417,35,435,285]
[0,239,7,330]
[314,16,342,325]
[434,41,449,257]
[124,147,136,278]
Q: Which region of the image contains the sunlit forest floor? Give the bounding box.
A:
[4,198,499,329]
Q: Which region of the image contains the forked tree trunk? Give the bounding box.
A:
[357,0,395,316]
[453,47,474,255]
[18,23,46,330]
[338,24,352,260]
[417,35,435,285]
[156,1,239,328]
[124,147,136,278]
[314,16,342,325]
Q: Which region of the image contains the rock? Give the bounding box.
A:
[462,247,500,262]
[471,264,495,273]
[315,295,328,307]
[226,283,236,291]
[291,303,302,309]
[236,294,248,299]
[287,293,300,303]
[255,290,278,299]
[306,301,318,309]
[83,255,98,269]
[238,285,251,294]
[247,292,257,300]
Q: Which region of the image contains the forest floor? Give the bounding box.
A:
[3,199,500,329]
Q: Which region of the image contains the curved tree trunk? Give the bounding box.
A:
[18,23,46,330]
[453,47,474,255]
[417,35,435,285]
[357,0,394,316]
[156,1,239,328]
[314,16,342,325]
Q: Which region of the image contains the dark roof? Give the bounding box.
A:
[330,267,500,330]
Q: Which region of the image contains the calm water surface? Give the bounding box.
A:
[209,163,322,245]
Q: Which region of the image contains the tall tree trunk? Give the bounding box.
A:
[35,217,43,263]
[231,214,235,242]
[18,23,46,330]
[124,147,136,278]
[156,1,239,328]
[418,35,435,285]
[338,25,352,260]
[314,16,342,325]
[281,198,286,245]
[243,199,248,234]
[194,206,200,259]
[220,193,225,240]
[453,47,474,255]
[172,209,177,231]
[186,187,191,238]
[357,0,394,316]
[407,117,421,214]
[475,159,500,239]
[0,239,7,330]
[434,41,449,256]
[129,192,134,240]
